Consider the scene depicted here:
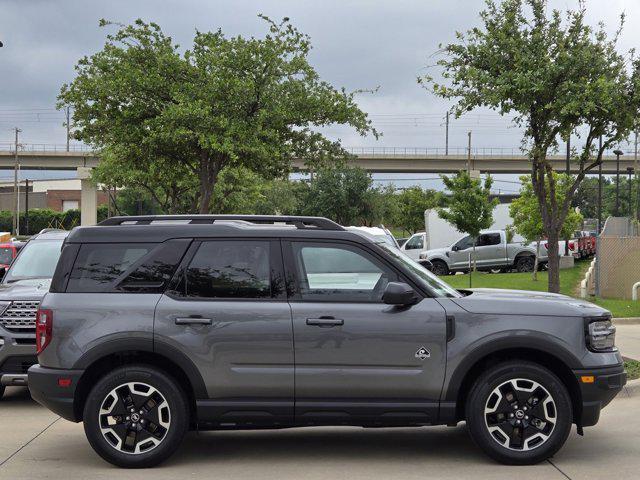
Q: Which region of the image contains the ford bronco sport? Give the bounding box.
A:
[28,215,625,468]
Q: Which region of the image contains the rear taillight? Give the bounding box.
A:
[569,241,575,250]
[36,308,53,355]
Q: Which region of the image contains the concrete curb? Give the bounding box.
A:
[613,317,640,325]
[623,378,640,398]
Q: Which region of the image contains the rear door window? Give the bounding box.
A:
[180,240,273,299]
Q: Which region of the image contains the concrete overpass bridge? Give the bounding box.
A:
[0,145,637,225]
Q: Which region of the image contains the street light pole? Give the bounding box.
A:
[445,111,449,156]
[628,167,634,217]
[565,135,570,256]
[13,127,21,236]
[598,136,603,233]
[614,149,624,216]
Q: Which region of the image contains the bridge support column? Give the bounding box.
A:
[77,167,97,226]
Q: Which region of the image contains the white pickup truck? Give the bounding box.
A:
[414,230,548,276]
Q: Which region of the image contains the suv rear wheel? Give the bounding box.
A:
[515,256,535,272]
[465,361,572,465]
[83,364,189,468]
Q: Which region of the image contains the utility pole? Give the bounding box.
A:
[597,136,603,233]
[445,111,449,156]
[65,106,70,152]
[467,131,472,173]
[24,179,29,235]
[636,131,639,221]
[614,149,624,216]
[13,128,21,236]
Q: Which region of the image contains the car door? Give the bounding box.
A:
[154,238,294,427]
[283,239,447,426]
[448,235,475,270]
[474,232,505,267]
[401,233,424,260]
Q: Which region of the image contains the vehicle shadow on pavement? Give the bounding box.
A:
[175,426,486,465]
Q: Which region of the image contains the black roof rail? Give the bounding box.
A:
[98,215,345,231]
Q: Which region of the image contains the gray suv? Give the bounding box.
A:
[0,229,68,398]
[28,215,625,468]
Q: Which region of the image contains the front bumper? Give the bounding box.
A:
[0,331,37,385]
[574,364,626,427]
[28,365,84,422]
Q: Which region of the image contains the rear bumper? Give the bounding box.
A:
[574,364,626,427]
[27,364,83,422]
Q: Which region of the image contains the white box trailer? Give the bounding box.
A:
[423,203,523,250]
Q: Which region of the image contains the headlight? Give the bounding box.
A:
[585,318,616,352]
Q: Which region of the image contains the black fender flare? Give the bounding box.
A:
[73,336,208,399]
[443,332,582,402]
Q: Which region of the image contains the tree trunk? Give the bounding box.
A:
[546,230,561,293]
[197,151,221,214]
[533,238,540,282]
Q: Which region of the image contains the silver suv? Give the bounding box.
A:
[28,215,625,468]
[0,229,68,397]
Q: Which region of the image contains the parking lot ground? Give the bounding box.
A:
[0,386,638,480]
[616,324,640,360]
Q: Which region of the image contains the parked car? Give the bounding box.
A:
[29,215,624,468]
[574,231,596,258]
[399,231,425,260]
[0,241,24,275]
[419,230,548,276]
[0,229,68,399]
[346,225,399,249]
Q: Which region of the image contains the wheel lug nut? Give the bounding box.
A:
[132,423,137,428]
[516,420,521,424]
[525,416,529,420]
[126,416,130,421]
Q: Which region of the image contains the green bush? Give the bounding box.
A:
[0,209,95,236]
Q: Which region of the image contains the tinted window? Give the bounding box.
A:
[116,239,191,293]
[183,241,271,299]
[454,235,475,250]
[0,247,13,265]
[405,234,423,250]
[477,233,501,246]
[292,242,394,302]
[67,243,154,292]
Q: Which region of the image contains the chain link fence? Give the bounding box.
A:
[596,217,640,299]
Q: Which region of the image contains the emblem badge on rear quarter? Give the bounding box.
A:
[415,347,430,360]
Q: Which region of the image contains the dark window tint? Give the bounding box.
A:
[292,242,394,302]
[454,235,475,250]
[67,243,154,292]
[477,233,501,246]
[405,234,423,250]
[184,241,271,299]
[116,239,191,293]
[0,247,13,265]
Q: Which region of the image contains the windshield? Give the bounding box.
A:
[4,239,64,282]
[379,243,462,298]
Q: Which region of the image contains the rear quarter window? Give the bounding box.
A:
[65,239,190,293]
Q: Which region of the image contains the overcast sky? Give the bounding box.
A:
[1,0,639,188]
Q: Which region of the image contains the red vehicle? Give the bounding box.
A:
[0,242,24,271]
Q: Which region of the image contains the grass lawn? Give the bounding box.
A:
[625,359,640,381]
[443,260,640,318]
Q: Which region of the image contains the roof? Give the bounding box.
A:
[66,215,374,245]
[30,229,70,241]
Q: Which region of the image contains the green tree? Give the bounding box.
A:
[301,166,383,226]
[424,0,640,292]
[510,174,583,280]
[59,17,376,214]
[437,172,498,273]
[394,186,440,234]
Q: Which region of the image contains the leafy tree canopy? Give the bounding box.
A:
[59,16,377,213]
[394,186,440,234]
[424,0,640,292]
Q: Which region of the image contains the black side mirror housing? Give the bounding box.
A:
[451,245,459,251]
[0,267,6,280]
[383,282,419,306]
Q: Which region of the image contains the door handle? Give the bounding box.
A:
[306,317,344,327]
[175,316,213,326]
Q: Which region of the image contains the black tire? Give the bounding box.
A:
[83,364,189,468]
[465,361,572,465]
[431,260,449,276]
[515,256,535,273]
[0,385,4,400]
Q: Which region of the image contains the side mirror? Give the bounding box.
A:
[0,267,6,280]
[383,282,419,306]
[451,245,459,252]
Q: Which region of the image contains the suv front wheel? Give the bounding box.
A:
[465,361,572,465]
[83,364,189,468]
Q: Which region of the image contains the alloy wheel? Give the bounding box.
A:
[484,378,556,452]
[98,382,171,455]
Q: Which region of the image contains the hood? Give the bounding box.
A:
[424,247,450,257]
[451,288,609,318]
[0,278,51,301]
